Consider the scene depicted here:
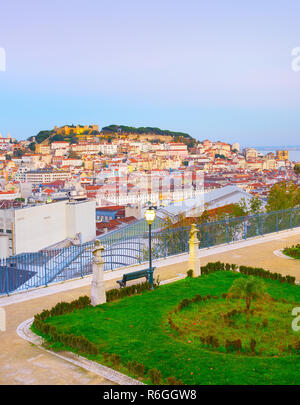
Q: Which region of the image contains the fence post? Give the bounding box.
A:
[139,242,141,264]
[91,240,106,306]
[188,224,201,277]
[226,221,229,243]
[244,218,247,239]
[80,245,83,278]
[6,259,9,296]
[206,225,209,248]
[290,211,293,229]
[3,259,9,295]
[276,213,279,232]
[44,255,48,287]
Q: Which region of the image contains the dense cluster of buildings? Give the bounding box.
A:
[0,126,298,255]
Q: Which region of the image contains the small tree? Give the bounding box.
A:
[249,195,263,214]
[229,276,265,311]
[294,164,300,185]
[266,181,299,212]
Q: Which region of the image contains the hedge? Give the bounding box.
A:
[200,262,295,285]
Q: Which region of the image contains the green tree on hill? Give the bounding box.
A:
[101,124,193,140]
[50,134,65,143]
[28,142,36,152]
[13,148,25,157]
[34,130,53,144]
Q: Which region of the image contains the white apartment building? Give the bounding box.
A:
[61,158,83,167]
[243,148,258,160]
[0,199,96,256]
[99,143,118,155]
[0,138,11,151]
[15,167,29,182]
[51,141,70,151]
[26,170,70,184]
[71,142,100,154]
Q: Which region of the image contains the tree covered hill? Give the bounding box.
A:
[28,124,197,146]
[101,124,193,139]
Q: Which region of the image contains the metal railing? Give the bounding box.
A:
[0,207,299,296]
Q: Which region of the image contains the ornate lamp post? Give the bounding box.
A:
[144,206,156,289]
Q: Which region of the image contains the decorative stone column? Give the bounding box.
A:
[91,240,106,306]
[188,224,201,277]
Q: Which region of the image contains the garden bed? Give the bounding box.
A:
[283,244,300,260]
[31,270,300,385]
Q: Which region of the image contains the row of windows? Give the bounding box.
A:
[96,215,113,221]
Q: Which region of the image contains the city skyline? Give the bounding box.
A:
[0,0,300,145]
[1,2,300,390]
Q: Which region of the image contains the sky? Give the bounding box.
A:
[0,0,300,146]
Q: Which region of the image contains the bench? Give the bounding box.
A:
[117,267,155,288]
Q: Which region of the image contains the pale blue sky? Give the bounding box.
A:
[0,0,300,146]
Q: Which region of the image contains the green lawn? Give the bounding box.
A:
[35,271,300,385]
[171,295,299,356]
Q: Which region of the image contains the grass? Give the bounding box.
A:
[283,244,300,259]
[171,296,299,356]
[33,271,300,385]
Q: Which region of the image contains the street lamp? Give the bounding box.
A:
[144,206,156,289]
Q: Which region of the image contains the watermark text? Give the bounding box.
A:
[0,47,6,72]
[292,307,300,331]
[291,47,300,72]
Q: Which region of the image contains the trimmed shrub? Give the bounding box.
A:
[106,281,156,302]
[148,368,162,385]
[201,335,220,348]
[177,298,190,311]
[200,262,295,285]
[168,316,181,334]
[225,339,242,353]
[127,360,145,377]
[262,319,268,328]
[187,269,194,278]
[167,376,184,385]
[250,338,256,353]
[32,296,98,357]
[110,354,121,367]
[34,296,91,323]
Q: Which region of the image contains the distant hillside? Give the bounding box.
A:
[28,124,197,147]
[253,146,300,151]
[101,124,193,139]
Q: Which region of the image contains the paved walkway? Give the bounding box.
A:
[0,229,299,384]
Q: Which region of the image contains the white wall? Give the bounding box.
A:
[13,201,67,254]
[12,200,96,254]
[65,200,96,243]
[0,235,10,258]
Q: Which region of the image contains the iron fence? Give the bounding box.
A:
[0,207,299,296]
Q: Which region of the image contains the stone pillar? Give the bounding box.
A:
[188,224,201,277]
[91,240,106,306]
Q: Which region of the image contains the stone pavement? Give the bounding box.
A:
[0,229,299,384]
